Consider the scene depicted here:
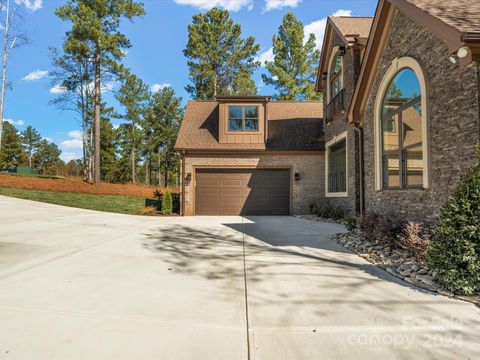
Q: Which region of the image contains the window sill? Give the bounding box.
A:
[377,187,429,192]
[326,192,348,198]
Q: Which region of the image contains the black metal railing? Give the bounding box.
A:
[325,89,345,124]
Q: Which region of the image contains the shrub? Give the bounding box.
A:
[162,191,173,215]
[396,221,432,263]
[427,145,480,295]
[358,212,398,246]
[344,214,357,231]
[138,206,157,216]
[309,203,345,220]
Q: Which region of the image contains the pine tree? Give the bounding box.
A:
[115,71,149,183]
[0,121,25,168]
[262,13,321,100]
[21,125,42,168]
[427,145,480,295]
[33,140,61,175]
[184,8,260,99]
[56,0,145,184]
[145,86,183,186]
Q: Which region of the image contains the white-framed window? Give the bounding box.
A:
[374,57,430,190]
[325,131,348,197]
[228,105,259,132]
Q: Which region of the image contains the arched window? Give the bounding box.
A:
[375,57,429,190]
[330,52,343,99]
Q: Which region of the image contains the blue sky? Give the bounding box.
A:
[6,0,377,161]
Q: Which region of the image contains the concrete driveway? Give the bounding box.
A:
[0,196,478,360]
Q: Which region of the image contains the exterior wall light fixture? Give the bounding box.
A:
[294,172,301,181]
[338,46,346,56]
[457,46,469,59]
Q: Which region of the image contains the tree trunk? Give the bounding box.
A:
[131,144,136,184]
[145,155,150,185]
[0,0,11,153]
[93,48,101,185]
[157,149,161,185]
[164,170,168,188]
[28,154,32,168]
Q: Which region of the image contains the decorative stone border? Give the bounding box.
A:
[298,215,480,306]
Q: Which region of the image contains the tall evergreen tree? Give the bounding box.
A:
[184,8,260,99]
[0,121,24,168]
[56,0,145,185]
[21,125,42,168]
[262,13,321,100]
[115,71,149,183]
[33,140,61,175]
[49,47,95,183]
[146,87,183,186]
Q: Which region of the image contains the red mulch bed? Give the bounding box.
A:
[0,174,178,198]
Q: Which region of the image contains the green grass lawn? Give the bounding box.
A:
[0,187,146,215]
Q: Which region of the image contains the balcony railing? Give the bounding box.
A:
[325,89,345,124]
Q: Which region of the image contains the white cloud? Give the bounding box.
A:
[263,0,302,12]
[23,70,48,81]
[255,48,274,66]
[50,85,67,94]
[173,0,253,12]
[14,0,42,11]
[304,9,352,50]
[4,118,24,126]
[60,152,79,162]
[150,83,171,92]
[112,124,120,130]
[60,130,83,150]
[43,136,53,142]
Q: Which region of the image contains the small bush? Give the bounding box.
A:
[427,145,480,295]
[138,206,157,216]
[162,191,173,215]
[344,214,357,231]
[396,221,432,263]
[358,212,398,246]
[309,203,345,220]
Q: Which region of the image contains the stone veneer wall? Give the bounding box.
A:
[322,30,362,214]
[363,10,480,223]
[182,153,324,215]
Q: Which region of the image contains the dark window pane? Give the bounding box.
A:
[229,118,242,131]
[328,139,346,193]
[229,106,242,119]
[244,106,258,118]
[406,147,423,187]
[244,118,258,131]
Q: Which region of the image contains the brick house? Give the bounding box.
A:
[176,0,480,221]
[175,96,324,215]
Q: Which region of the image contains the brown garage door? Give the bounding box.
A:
[195,169,290,215]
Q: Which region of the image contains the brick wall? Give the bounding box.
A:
[182,153,325,215]
[363,10,480,223]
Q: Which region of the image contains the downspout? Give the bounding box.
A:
[354,123,365,216]
[181,150,186,216]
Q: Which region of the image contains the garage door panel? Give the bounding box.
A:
[195,169,290,215]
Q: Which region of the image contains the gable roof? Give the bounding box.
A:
[316,16,373,92]
[175,100,324,152]
[330,16,373,42]
[348,0,480,125]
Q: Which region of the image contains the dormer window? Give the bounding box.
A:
[228,105,259,131]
